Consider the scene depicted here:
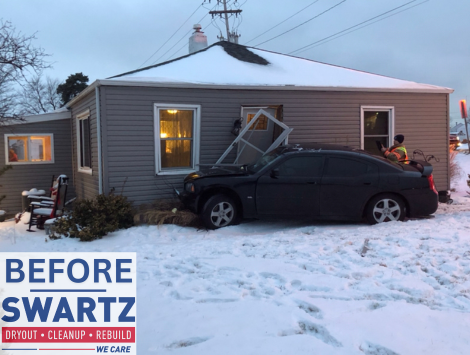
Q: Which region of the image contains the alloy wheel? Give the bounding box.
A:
[372,198,401,222]
[210,201,234,227]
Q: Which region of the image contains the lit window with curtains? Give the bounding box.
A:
[6,134,53,164]
[156,105,199,173]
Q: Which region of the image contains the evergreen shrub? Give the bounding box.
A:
[51,193,134,242]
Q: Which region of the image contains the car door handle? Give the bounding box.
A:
[307,182,317,184]
[363,182,371,185]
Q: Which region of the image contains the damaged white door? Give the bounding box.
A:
[214,108,293,166]
[236,107,277,164]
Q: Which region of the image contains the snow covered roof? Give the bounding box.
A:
[450,122,468,134]
[105,41,452,94]
[5,106,71,125]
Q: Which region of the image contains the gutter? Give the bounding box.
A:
[66,81,99,108]
[90,79,456,94]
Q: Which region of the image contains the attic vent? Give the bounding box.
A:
[219,42,270,66]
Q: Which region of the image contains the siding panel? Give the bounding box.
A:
[0,119,75,214]
[70,90,100,200]
[98,86,449,207]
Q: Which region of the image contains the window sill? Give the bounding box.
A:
[78,168,93,175]
[6,161,54,165]
[157,169,195,176]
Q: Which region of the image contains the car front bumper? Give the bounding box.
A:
[177,191,199,213]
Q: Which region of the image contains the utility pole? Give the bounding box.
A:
[459,99,469,154]
[223,0,231,42]
[208,0,242,43]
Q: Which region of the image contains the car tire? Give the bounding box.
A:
[365,194,405,225]
[202,194,238,229]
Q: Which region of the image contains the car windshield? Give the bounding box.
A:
[247,147,285,173]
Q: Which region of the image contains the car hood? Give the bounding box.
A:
[185,166,249,182]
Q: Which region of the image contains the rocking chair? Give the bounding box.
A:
[27,175,68,232]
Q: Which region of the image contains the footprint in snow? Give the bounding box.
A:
[368,302,386,311]
[280,321,342,347]
[259,272,286,285]
[360,341,399,355]
[195,298,238,303]
[296,300,323,319]
[290,280,302,289]
[169,290,192,301]
[167,337,211,349]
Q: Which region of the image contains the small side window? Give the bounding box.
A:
[76,110,92,174]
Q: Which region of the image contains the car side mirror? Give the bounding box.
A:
[270,169,279,178]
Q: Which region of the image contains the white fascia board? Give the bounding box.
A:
[66,81,99,108]
[97,79,454,94]
[8,111,71,125]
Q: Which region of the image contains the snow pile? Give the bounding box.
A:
[1,154,470,354]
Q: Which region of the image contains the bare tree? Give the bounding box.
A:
[0,20,50,122]
[17,75,61,115]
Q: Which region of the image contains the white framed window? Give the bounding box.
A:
[76,109,92,175]
[361,106,395,155]
[5,134,54,164]
[154,104,201,175]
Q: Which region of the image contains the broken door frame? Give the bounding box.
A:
[215,108,293,165]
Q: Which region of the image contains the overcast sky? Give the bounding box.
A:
[2,0,469,124]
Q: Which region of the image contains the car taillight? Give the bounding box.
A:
[427,174,438,194]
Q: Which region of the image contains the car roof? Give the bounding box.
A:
[281,143,404,169]
[283,143,370,154]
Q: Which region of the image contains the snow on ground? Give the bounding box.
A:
[2,155,470,354]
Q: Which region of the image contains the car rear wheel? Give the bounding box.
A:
[202,194,237,229]
[365,194,405,224]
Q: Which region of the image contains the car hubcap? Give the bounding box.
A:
[373,198,401,222]
[210,202,234,227]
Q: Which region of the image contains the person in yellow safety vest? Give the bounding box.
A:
[381,134,408,163]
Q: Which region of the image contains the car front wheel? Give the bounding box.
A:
[202,194,237,229]
[365,194,405,224]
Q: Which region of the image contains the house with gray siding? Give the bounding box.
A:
[65,41,453,208]
[450,122,469,141]
[0,108,75,214]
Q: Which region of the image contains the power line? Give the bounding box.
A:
[166,40,193,62]
[289,0,423,55]
[164,18,213,62]
[153,9,214,65]
[138,3,203,68]
[293,0,429,54]
[253,0,347,47]
[244,0,320,45]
